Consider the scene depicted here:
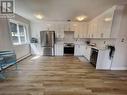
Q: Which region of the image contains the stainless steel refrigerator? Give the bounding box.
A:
[40,31,55,56]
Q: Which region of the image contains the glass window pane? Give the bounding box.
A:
[10,22,28,45]
[20,36,25,44]
[10,22,19,45]
[10,22,18,36]
[12,36,19,45]
[19,25,25,35]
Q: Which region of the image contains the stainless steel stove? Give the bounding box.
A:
[64,43,75,55]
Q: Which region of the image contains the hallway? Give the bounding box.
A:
[0,56,127,95]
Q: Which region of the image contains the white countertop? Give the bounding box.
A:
[87,45,107,51]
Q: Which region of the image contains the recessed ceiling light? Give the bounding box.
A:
[104,18,112,22]
[35,14,44,20]
[76,15,87,21]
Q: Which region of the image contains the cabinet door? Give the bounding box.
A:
[74,44,84,56]
[74,45,80,56]
[55,44,64,56]
[78,23,84,38]
[85,46,91,61]
[64,22,70,31]
[70,22,80,38]
[96,50,112,70]
[102,19,113,38]
[54,23,64,39]
[90,22,94,38]
[82,23,88,38]
[87,23,91,38]
[59,23,64,38]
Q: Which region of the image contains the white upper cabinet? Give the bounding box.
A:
[42,21,88,39]
[70,22,88,38]
[64,22,70,31]
[79,22,88,38]
[47,22,64,38]
[88,6,116,38]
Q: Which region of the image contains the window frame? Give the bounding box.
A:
[9,19,29,45]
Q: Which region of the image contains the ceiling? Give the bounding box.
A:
[15,0,118,22]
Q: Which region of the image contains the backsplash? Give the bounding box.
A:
[90,39,116,48]
[56,38,87,44]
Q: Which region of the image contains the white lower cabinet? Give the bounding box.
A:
[74,44,85,56]
[96,50,112,70]
[84,46,91,61]
[55,44,64,56]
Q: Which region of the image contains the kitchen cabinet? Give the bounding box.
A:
[41,21,88,39]
[49,23,64,39]
[64,22,70,31]
[84,46,91,61]
[74,44,85,56]
[71,22,88,38]
[96,49,112,70]
[55,44,64,56]
[88,6,116,38]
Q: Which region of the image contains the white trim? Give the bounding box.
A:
[16,53,31,62]
[111,67,127,70]
[9,19,28,26]
[9,19,30,45]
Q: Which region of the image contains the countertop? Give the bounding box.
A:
[87,45,108,51]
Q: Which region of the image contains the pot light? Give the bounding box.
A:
[35,14,44,20]
[76,15,87,21]
[104,18,112,22]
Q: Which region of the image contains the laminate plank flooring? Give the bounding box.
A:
[0,56,127,95]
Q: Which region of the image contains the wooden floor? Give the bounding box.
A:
[0,56,127,95]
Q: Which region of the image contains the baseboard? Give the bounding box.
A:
[111,67,127,70]
[16,53,31,62]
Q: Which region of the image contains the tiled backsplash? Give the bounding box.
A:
[90,39,116,48]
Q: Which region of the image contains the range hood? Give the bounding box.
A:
[64,31,74,43]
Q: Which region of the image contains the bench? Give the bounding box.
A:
[0,51,17,79]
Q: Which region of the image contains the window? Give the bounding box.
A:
[10,22,28,45]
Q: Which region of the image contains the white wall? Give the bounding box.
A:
[0,18,13,51]
[13,44,30,60]
[0,14,31,60]
[11,14,31,60]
